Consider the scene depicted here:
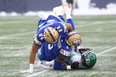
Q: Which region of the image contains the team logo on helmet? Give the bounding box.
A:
[66,31,81,46]
[44,27,59,43]
[82,51,97,68]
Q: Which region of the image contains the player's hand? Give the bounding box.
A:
[23,64,33,73]
[21,64,33,73]
[29,64,34,73]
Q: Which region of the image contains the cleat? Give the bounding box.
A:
[63,5,72,15]
[53,5,64,16]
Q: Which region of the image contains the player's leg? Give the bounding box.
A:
[37,45,55,69]
[37,12,50,29]
[53,5,65,22]
[37,46,46,61]
[63,5,75,30]
[39,56,65,70]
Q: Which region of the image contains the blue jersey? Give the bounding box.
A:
[38,15,75,30]
[34,15,75,46]
[34,15,67,46]
[38,36,72,61]
[38,15,65,28]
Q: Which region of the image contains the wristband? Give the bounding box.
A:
[66,65,71,70]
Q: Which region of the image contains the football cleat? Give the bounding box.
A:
[38,61,53,69]
[53,5,64,16]
[63,5,72,15]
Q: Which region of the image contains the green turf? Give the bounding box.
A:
[0,15,116,77]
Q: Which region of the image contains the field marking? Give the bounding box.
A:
[25,46,116,77]
[0,20,115,40]
[0,31,35,40]
[77,20,116,28]
[0,20,35,25]
[96,47,116,56]
[25,70,48,77]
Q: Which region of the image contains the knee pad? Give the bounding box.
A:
[71,61,79,69]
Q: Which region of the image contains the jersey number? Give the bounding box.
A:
[48,44,53,50]
[60,49,70,56]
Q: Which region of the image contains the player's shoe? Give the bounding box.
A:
[53,5,64,16]
[38,61,54,69]
[63,5,72,15]
[38,12,49,20]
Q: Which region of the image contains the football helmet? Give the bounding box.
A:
[44,27,59,43]
[66,31,81,46]
[82,51,97,68]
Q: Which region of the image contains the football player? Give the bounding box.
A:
[67,48,97,69]
[38,31,82,70]
[40,48,97,70]
[28,5,76,73]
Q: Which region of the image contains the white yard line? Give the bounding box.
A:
[25,46,116,77]
[96,47,116,56]
[0,21,31,25]
[78,20,116,28]
[25,70,48,77]
[0,31,35,40]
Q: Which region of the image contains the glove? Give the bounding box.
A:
[20,64,34,73]
[27,64,34,73]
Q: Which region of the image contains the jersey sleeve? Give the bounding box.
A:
[33,34,45,46]
[34,26,47,46]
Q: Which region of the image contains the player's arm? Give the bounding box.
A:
[28,33,43,73]
[28,42,39,73]
[53,56,76,70]
[53,55,71,70]
[54,49,72,70]
[65,23,73,32]
[29,43,39,64]
[53,55,65,70]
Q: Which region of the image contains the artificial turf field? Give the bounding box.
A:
[0,15,116,77]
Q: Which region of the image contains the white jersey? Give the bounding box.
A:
[68,51,86,68]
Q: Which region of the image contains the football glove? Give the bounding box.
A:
[28,64,34,73]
